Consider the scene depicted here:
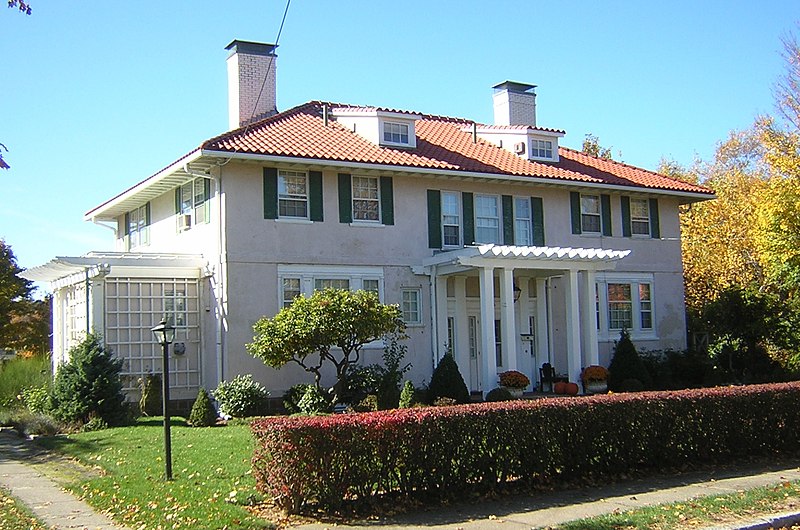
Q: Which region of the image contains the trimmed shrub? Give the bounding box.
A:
[252,382,800,514]
[189,389,218,427]
[283,384,313,414]
[213,374,269,418]
[427,353,470,404]
[398,380,415,408]
[608,329,652,391]
[21,384,51,414]
[50,333,127,426]
[139,374,162,416]
[485,387,513,402]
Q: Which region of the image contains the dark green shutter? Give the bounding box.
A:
[570,192,581,234]
[124,212,130,236]
[174,187,181,214]
[338,173,352,223]
[601,194,612,236]
[427,190,442,249]
[502,195,514,245]
[621,196,632,237]
[145,202,151,227]
[462,192,475,245]
[532,196,545,246]
[309,171,323,222]
[380,176,394,225]
[649,198,660,239]
[263,167,278,219]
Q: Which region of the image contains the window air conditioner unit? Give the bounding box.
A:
[177,214,192,231]
[514,142,526,155]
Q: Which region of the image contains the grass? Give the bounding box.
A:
[0,354,51,410]
[558,480,800,529]
[0,488,48,530]
[37,417,274,530]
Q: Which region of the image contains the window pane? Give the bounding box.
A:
[630,198,650,235]
[384,122,409,144]
[640,283,652,329]
[314,278,350,291]
[608,283,632,329]
[282,278,300,308]
[362,279,379,297]
[475,195,500,244]
[279,171,308,218]
[402,289,420,323]
[352,176,380,221]
[442,191,461,246]
[515,197,532,245]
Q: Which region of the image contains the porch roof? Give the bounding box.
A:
[21,252,207,285]
[420,244,631,274]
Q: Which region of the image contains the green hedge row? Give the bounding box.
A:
[251,382,800,513]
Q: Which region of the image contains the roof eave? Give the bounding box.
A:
[199,149,715,202]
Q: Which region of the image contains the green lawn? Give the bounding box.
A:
[0,488,48,530]
[37,418,273,530]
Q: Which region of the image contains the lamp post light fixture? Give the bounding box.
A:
[151,318,175,481]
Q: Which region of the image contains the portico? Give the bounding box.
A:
[421,244,630,396]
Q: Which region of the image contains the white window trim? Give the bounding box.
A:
[127,204,150,250]
[529,138,555,161]
[595,272,657,341]
[580,194,602,235]
[474,194,501,245]
[177,177,211,232]
[630,197,651,238]
[441,190,462,248]
[379,118,417,148]
[351,175,382,224]
[513,196,532,246]
[278,169,309,220]
[401,288,423,326]
[277,265,384,303]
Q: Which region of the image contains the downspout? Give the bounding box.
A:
[183,162,224,387]
[429,264,438,371]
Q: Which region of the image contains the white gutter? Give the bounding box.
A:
[200,149,715,202]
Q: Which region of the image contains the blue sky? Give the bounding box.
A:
[2,1,798,291]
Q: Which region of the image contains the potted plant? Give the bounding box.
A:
[498,370,530,398]
[581,365,609,394]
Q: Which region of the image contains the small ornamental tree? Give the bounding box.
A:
[428,353,470,404]
[188,388,217,427]
[247,289,404,404]
[608,329,652,391]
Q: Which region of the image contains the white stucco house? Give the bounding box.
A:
[23,40,714,402]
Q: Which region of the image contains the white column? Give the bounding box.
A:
[454,276,470,390]
[499,268,517,371]
[435,274,449,363]
[581,270,599,367]
[535,278,550,367]
[479,266,496,396]
[564,270,581,384]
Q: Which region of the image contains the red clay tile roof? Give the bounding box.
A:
[202,101,712,196]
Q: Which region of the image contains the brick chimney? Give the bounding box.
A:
[226,40,278,130]
[492,81,537,126]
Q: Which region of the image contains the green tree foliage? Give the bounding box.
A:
[213,374,269,418]
[607,330,652,391]
[247,289,404,404]
[0,240,33,348]
[50,333,127,425]
[427,353,470,404]
[581,133,614,160]
[189,389,218,427]
[398,380,415,408]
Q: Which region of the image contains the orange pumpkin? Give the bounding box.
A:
[553,382,567,394]
[565,382,579,395]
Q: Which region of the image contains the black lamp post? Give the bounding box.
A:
[151,318,175,481]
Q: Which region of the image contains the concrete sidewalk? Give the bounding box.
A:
[1,426,799,530]
[0,428,128,530]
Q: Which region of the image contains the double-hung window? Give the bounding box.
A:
[514,197,533,246]
[639,284,653,329]
[475,195,500,244]
[442,191,461,247]
[282,278,301,308]
[126,204,149,249]
[278,170,308,219]
[177,178,210,230]
[581,194,601,234]
[607,283,633,330]
[352,176,380,222]
[630,198,650,236]
[401,289,421,325]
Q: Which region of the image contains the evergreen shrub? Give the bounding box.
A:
[427,353,470,404]
[283,384,312,414]
[50,333,127,426]
[252,382,800,514]
[608,329,652,391]
[189,388,218,427]
[398,380,415,408]
[485,387,513,402]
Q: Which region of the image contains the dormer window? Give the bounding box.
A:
[530,139,553,159]
[383,121,410,145]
